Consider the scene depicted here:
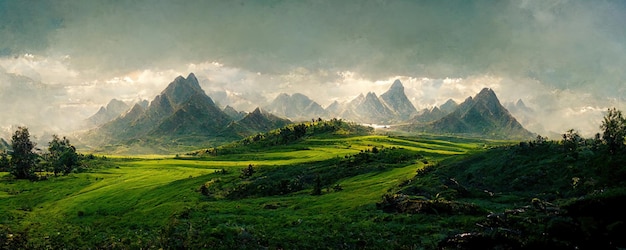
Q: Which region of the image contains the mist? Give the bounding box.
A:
[1,0,625,138]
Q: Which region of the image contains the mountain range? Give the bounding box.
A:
[79,73,291,152]
[403,88,534,139]
[264,93,327,121]
[80,73,534,152]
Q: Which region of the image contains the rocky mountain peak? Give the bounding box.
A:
[161,73,205,107]
[390,79,404,91]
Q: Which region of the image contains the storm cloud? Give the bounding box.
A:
[1,0,625,136]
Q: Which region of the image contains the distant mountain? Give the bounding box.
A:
[226,107,292,136]
[439,99,458,114]
[412,107,446,123]
[0,138,9,151]
[340,92,396,124]
[328,81,415,124]
[81,73,237,151]
[265,93,327,121]
[223,105,247,121]
[325,100,343,116]
[85,99,130,127]
[505,99,548,136]
[380,80,418,120]
[405,88,534,139]
[208,90,267,113]
[411,99,457,123]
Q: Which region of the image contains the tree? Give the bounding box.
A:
[0,150,9,171]
[240,164,255,178]
[311,174,322,196]
[47,135,79,175]
[600,108,626,154]
[562,129,582,152]
[9,127,38,179]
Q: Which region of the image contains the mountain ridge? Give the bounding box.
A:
[404,88,534,139]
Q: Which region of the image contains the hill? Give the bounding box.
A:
[195,118,374,156]
[3,124,625,248]
[384,137,626,248]
[0,132,495,249]
[404,88,534,139]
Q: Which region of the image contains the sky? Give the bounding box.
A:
[1,0,625,138]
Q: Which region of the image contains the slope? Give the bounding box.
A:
[80,73,236,153]
[225,107,292,136]
[85,99,130,127]
[407,88,534,139]
[379,79,418,120]
[0,132,497,249]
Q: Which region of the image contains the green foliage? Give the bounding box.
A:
[562,129,583,156]
[311,174,322,196]
[0,151,9,172]
[47,135,80,175]
[8,127,38,179]
[239,164,255,178]
[601,107,626,154]
[12,129,626,248]
[387,129,626,248]
[195,118,374,156]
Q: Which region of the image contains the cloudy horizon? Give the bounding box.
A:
[1,0,625,138]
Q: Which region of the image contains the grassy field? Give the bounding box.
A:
[0,134,509,248]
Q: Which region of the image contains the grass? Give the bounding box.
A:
[0,134,507,248]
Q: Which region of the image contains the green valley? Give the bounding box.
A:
[2,118,626,249]
[0,121,503,249]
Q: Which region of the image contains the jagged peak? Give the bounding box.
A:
[365,92,378,99]
[292,93,310,99]
[390,79,404,91]
[475,88,497,100]
[442,99,457,106]
[122,103,145,117]
[186,72,197,81]
[516,99,526,107]
[251,107,262,114]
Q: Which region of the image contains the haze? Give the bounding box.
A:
[1,0,625,139]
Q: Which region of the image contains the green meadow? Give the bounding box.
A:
[0,134,500,249]
[3,128,624,249]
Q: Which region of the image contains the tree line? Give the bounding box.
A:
[0,127,82,180]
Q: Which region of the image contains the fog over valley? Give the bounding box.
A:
[1,0,625,139]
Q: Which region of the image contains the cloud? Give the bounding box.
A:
[1,0,622,87]
[0,0,624,138]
